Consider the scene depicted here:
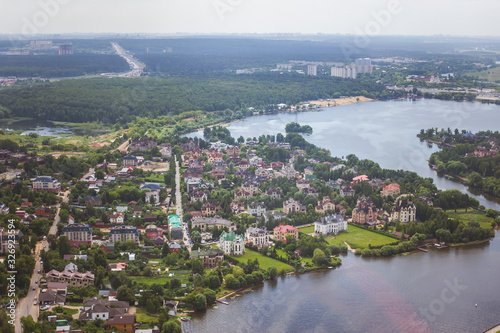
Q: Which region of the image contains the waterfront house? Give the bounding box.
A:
[390,195,417,224]
[352,196,377,225]
[190,248,224,268]
[219,231,245,255]
[314,214,347,236]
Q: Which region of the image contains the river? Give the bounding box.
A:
[182,99,500,333]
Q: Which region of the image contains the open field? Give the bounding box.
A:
[466,67,500,82]
[298,225,315,234]
[233,249,293,272]
[129,269,191,285]
[136,307,159,323]
[325,224,397,249]
[445,209,494,229]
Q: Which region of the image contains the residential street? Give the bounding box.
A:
[14,190,69,333]
[174,156,191,252]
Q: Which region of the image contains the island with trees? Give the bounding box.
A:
[285,122,313,134]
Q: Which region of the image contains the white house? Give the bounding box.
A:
[219,231,245,255]
[314,214,347,236]
[245,227,269,247]
[109,213,124,224]
[247,202,267,217]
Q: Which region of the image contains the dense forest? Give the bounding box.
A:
[0,54,128,77]
[0,75,399,123]
[420,128,500,197]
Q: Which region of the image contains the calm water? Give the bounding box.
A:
[183,99,500,333]
[183,239,499,333]
[0,119,74,138]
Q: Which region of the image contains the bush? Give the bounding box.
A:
[361,249,372,257]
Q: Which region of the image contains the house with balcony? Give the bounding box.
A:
[219,231,245,255]
[31,176,61,192]
[109,225,140,244]
[266,187,281,199]
[390,195,417,224]
[314,214,347,236]
[340,186,355,197]
[352,196,377,225]
[245,227,269,247]
[145,224,162,240]
[46,269,94,288]
[283,198,306,215]
[381,183,401,197]
[108,212,124,224]
[273,223,299,241]
[192,216,236,232]
[189,248,224,268]
[315,198,336,213]
[61,224,92,247]
[247,202,267,217]
[122,155,138,167]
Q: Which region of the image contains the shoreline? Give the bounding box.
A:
[184,95,376,134]
[484,323,500,333]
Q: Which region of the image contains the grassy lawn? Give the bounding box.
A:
[67,302,83,307]
[143,174,166,182]
[136,307,159,323]
[298,225,315,234]
[129,270,191,285]
[234,249,293,272]
[60,307,78,315]
[445,209,494,229]
[466,66,500,83]
[325,224,397,249]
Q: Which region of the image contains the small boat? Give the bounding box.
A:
[40,305,50,311]
[180,317,191,322]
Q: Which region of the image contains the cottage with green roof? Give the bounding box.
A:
[218,231,245,255]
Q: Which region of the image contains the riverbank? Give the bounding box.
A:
[307,96,374,108]
[483,323,500,333]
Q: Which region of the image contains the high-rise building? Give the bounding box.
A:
[307,64,317,76]
[331,64,357,79]
[355,58,373,74]
[59,43,73,55]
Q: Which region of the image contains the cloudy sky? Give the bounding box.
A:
[1,0,499,36]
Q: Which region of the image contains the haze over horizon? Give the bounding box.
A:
[1,0,499,37]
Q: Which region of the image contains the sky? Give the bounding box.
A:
[1,0,499,36]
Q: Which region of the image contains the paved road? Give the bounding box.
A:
[110,42,144,78]
[14,190,69,333]
[112,140,129,154]
[174,156,191,252]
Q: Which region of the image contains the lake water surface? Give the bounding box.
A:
[183,99,500,333]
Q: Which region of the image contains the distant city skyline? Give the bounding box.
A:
[1,0,499,37]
